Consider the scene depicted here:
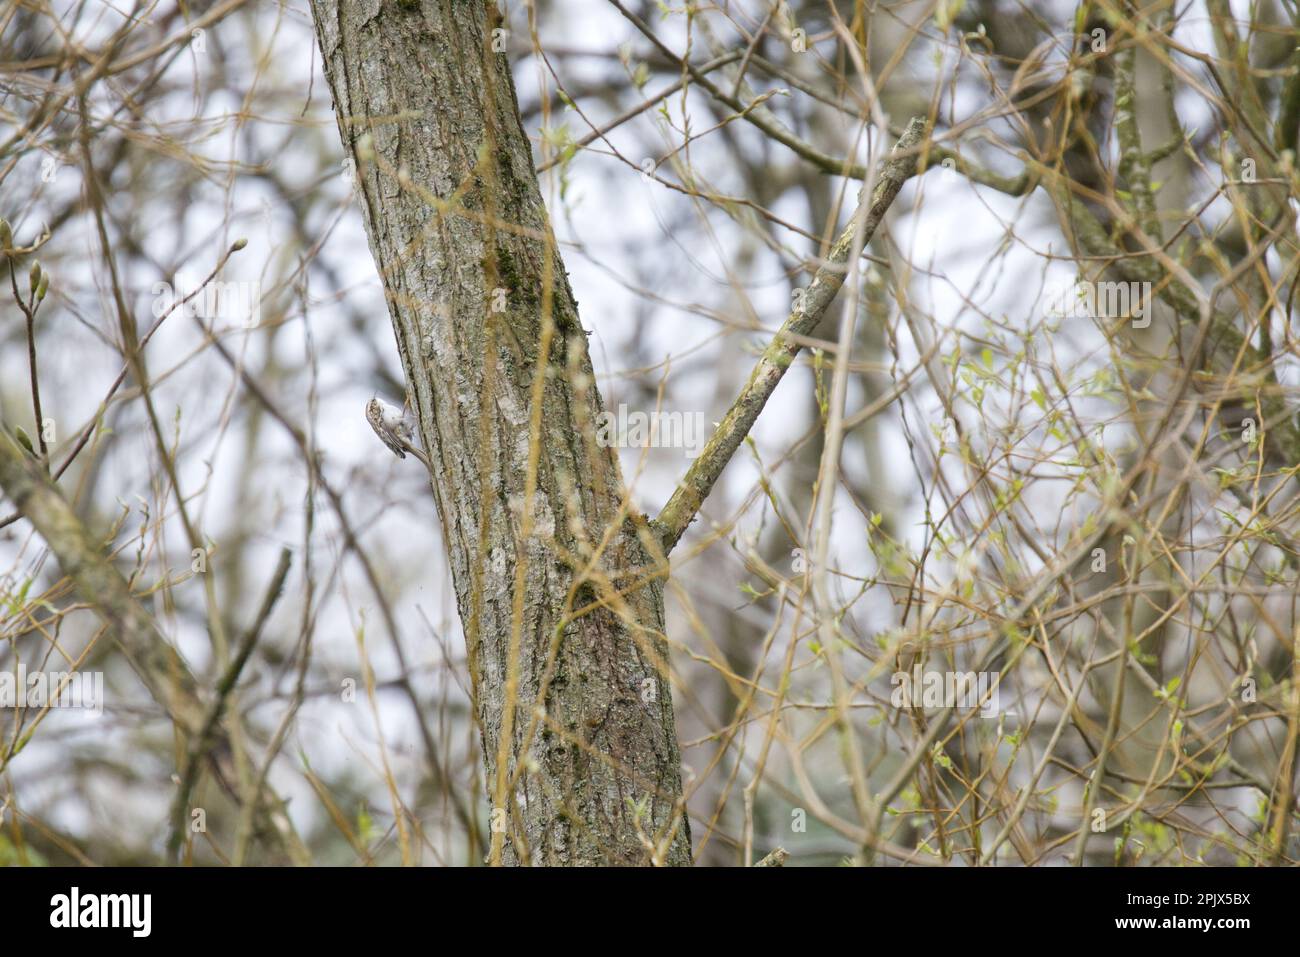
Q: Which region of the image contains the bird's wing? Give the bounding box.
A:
[367,404,408,458]
[382,433,407,458]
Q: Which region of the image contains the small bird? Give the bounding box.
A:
[365,397,429,468]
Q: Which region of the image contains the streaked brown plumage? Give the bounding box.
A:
[366,397,428,467]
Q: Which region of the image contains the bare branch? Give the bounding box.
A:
[653,117,927,553]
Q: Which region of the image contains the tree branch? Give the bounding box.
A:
[167,547,292,864]
[653,117,926,553]
[609,0,876,180]
[0,433,308,864]
[0,432,208,734]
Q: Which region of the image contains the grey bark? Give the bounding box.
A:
[307,0,690,864]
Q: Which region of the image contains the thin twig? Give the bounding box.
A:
[7,260,47,464]
[0,241,247,530]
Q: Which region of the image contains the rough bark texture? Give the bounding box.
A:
[308,0,690,864]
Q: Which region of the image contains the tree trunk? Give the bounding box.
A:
[308,0,691,865]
